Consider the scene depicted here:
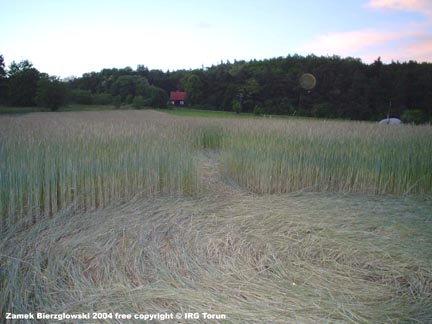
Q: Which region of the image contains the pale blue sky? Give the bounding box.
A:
[1,0,431,77]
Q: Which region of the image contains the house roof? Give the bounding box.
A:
[170,91,186,101]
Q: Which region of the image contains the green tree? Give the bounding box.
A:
[35,77,68,111]
[232,100,241,114]
[92,93,112,105]
[182,74,204,105]
[0,54,5,78]
[401,109,426,124]
[239,78,260,112]
[126,94,134,104]
[113,96,121,109]
[63,54,432,121]
[79,72,101,93]
[70,89,93,104]
[132,95,146,109]
[110,75,149,101]
[8,63,40,106]
[144,85,168,107]
[8,60,33,77]
[221,84,238,111]
[0,54,7,103]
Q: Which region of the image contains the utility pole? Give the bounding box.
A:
[385,100,392,124]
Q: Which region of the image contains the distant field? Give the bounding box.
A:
[61,104,116,112]
[0,106,49,114]
[158,107,258,118]
[1,105,335,121]
[158,107,342,122]
[0,104,115,114]
[1,110,431,323]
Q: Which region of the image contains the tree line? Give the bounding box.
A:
[0,53,431,122]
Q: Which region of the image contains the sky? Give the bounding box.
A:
[1,0,431,78]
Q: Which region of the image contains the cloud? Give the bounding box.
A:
[298,1,432,63]
[299,29,405,55]
[299,26,432,63]
[365,0,432,17]
[359,38,432,63]
[400,38,432,61]
[195,21,212,29]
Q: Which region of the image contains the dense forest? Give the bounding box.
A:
[0,53,431,122]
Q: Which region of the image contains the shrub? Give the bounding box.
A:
[232,100,241,114]
[35,78,68,111]
[132,96,146,109]
[145,86,168,108]
[70,90,93,105]
[8,68,40,106]
[113,96,121,109]
[401,109,426,124]
[125,94,134,105]
[92,93,112,105]
[253,105,264,115]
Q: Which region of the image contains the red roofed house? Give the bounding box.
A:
[170,91,186,107]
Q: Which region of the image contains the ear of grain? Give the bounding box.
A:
[221,120,432,195]
[1,111,431,228]
[0,111,200,227]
